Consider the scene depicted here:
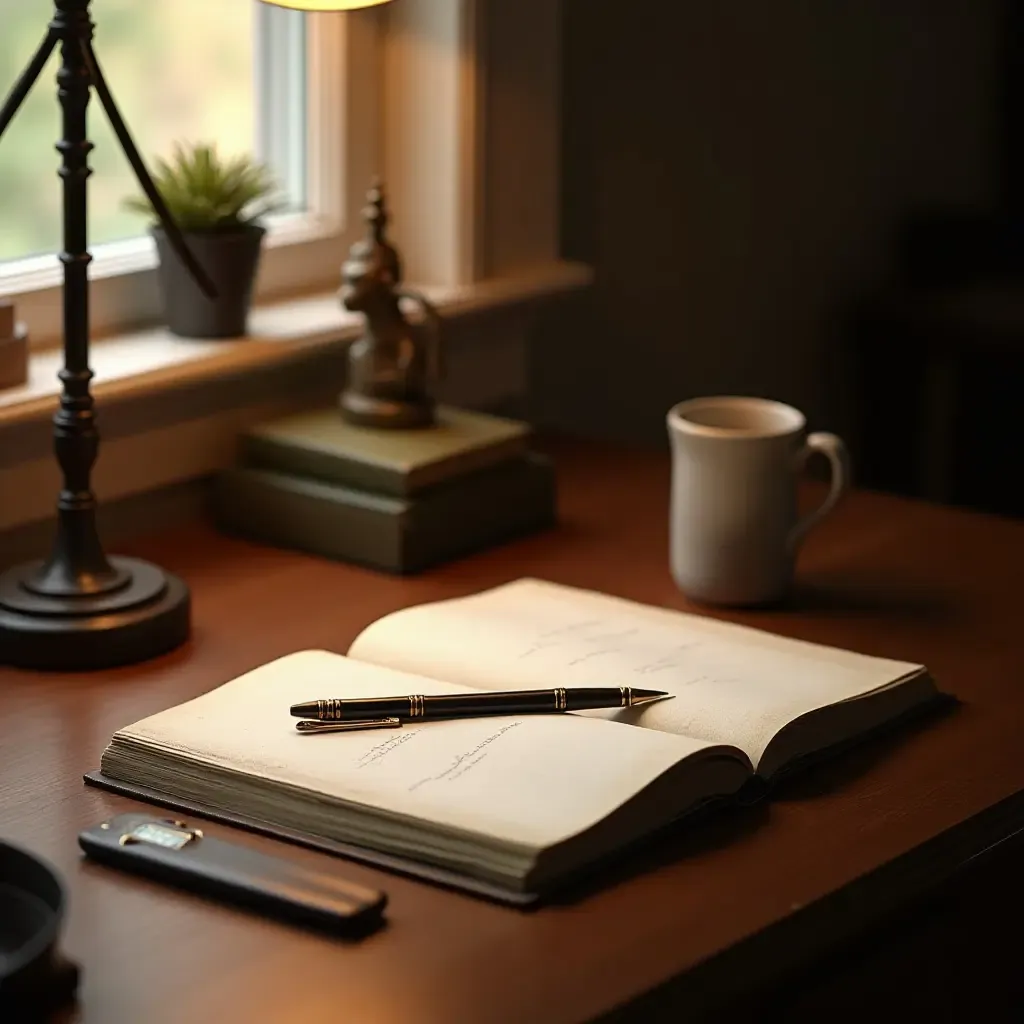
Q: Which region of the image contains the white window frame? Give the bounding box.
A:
[0,7,383,350]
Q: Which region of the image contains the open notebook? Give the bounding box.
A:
[90,579,938,903]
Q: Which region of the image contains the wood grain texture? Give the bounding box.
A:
[3,437,1024,1023]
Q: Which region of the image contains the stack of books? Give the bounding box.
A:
[213,406,556,573]
[0,300,28,390]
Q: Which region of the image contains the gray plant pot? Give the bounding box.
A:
[152,225,266,339]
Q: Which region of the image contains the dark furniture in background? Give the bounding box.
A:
[850,282,1024,517]
[849,0,1024,517]
[2,438,1024,1022]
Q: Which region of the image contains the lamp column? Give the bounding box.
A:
[0,0,191,671]
[35,0,124,597]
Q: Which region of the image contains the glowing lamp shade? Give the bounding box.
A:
[261,0,393,9]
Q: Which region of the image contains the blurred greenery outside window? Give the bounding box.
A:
[0,0,308,266]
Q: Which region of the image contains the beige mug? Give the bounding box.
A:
[667,396,850,606]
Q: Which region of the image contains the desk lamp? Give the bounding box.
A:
[0,0,390,671]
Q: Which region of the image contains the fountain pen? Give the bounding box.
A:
[290,686,672,733]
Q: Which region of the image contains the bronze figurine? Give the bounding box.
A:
[339,180,444,429]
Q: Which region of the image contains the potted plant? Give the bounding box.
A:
[124,142,280,339]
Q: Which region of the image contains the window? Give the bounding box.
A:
[0,1,380,346]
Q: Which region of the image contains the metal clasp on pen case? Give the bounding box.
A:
[113,820,204,848]
[295,717,403,734]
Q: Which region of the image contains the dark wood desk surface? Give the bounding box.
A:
[3,439,1024,1023]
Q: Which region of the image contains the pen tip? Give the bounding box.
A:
[629,688,673,707]
[290,702,319,719]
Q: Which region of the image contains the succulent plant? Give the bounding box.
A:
[123,142,281,232]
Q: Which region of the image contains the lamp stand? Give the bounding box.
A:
[0,0,214,670]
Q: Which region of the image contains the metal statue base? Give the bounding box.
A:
[339,390,436,430]
[0,557,190,671]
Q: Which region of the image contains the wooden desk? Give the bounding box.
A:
[3,439,1024,1023]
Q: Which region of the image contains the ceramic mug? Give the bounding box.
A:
[667,396,850,606]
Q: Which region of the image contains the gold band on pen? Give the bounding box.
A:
[620,686,629,708]
[319,698,346,721]
[554,687,567,711]
[408,694,425,718]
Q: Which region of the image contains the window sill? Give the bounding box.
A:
[0,260,591,541]
[0,260,591,430]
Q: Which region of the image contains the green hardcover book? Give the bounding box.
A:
[242,405,531,498]
[213,453,557,574]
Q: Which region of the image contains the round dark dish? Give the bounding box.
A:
[0,840,78,1019]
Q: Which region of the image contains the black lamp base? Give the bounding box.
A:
[0,557,190,671]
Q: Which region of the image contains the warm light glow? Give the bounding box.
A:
[260,0,393,9]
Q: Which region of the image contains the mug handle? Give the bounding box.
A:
[788,432,851,552]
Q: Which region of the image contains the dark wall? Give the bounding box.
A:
[532,0,1001,446]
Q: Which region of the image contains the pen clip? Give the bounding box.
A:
[296,717,403,735]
